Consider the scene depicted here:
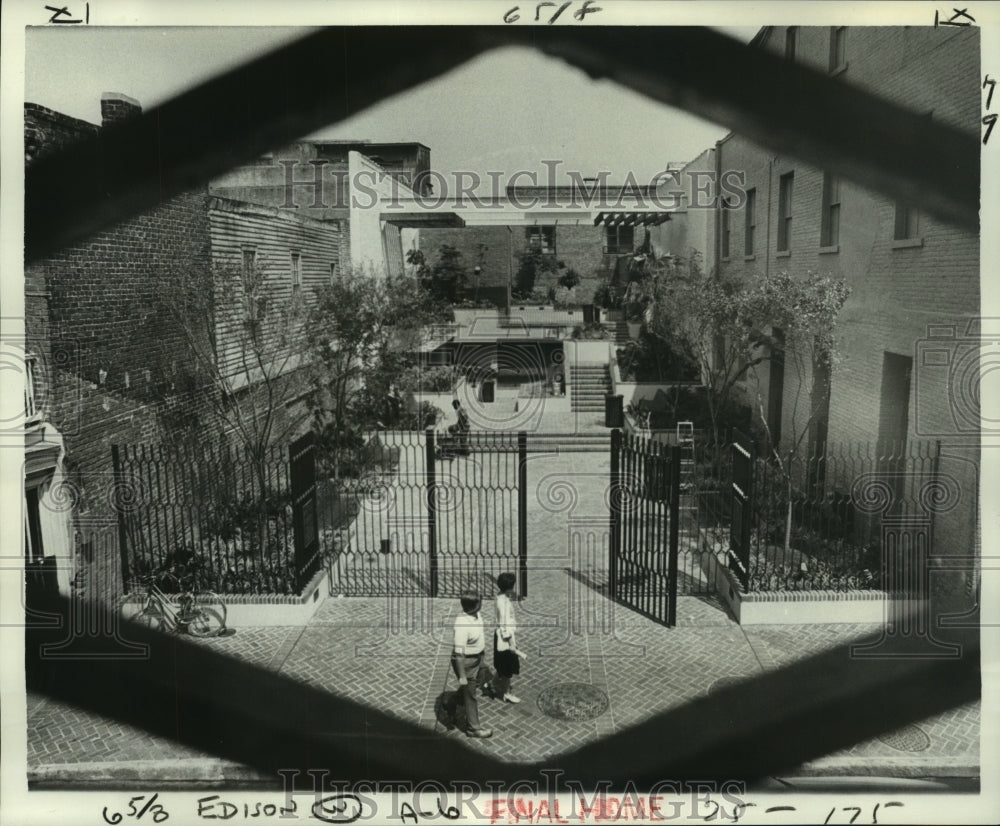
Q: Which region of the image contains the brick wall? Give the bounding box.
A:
[649,149,716,267]
[418,227,513,293]
[547,225,617,299]
[419,223,617,303]
[100,92,142,127]
[36,187,215,598]
[711,26,980,569]
[24,103,98,165]
[27,95,345,601]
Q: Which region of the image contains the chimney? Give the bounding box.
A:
[100,92,142,128]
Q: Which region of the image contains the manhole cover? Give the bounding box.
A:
[878,724,931,752]
[537,683,610,721]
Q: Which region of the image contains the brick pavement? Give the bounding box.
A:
[24,448,980,784]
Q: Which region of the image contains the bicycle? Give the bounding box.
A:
[130,567,227,638]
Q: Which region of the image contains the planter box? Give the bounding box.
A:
[697,528,895,625]
[610,360,701,406]
[121,566,331,629]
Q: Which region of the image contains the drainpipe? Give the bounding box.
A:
[506,225,513,312]
[713,142,722,276]
[765,156,774,279]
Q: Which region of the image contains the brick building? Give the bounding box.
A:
[24,94,340,603]
[418,183,673,303]
[666,26,980,573]
[210,139,431,275]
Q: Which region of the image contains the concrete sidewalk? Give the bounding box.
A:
[24,449,980,787]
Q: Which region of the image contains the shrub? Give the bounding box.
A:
[593,283,622,310]
[571,322,609,340]
[412,365,455,392]
[616,330,699,382]
[401,401,443,429]
[558,268,581,289]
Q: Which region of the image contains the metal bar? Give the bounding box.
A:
[110,445,132,592]
[668,444,681,628]
[425,429,438,598]
[518,431,528,598]
[609,429,621,600]
[26,27,978,264]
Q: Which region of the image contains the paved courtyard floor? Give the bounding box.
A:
[23,442,980,787]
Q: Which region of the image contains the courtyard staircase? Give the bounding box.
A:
[601,320,631,344]
[570,363,612,413]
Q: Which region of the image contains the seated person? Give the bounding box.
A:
[446,399,471,455]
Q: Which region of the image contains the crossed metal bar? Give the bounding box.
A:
[23,24,982,783]
[26,26,979,262]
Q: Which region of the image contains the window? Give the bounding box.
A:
[290,251,301,295]
[777,172,794,252]
[820,173,841,247]
[894,202,919,240]
[767,328,786,448]
[785,27,797,61]
[744,188,756,256]
[330,262,338,285]
[829,27,847,72]
[605,225,634,254]
[525,226,556,254]
[720,198,731,259]
[25,355,38,419]
[877,352,913,509]
[242,248,256,290]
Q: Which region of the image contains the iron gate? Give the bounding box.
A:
[324,430,527,599]
[609,429,680,627]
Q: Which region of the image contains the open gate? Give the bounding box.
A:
[728,428,755,590]
[609,429,680,627]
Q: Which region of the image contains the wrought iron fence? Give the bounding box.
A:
[693,434,944,593]
[112,441,300,595]
[113,430,529,599]
[323,430,526,598]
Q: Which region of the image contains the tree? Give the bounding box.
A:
[637,251,756,444]
[406,244,469,303]
[158,253,311,561]
[513,248,565,300]
[740,270,851,552]
[640,256,851,552]
[160,253,309,493]
[306,265,450,477]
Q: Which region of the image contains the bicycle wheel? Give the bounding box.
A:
[132,592,173,633]
[183,591,227,637]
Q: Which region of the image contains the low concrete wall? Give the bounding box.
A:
[419,378,571,428]
[610,360,701,406]
[452,306,587,341]
[564,339,611,366]
[121,566,332,629]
